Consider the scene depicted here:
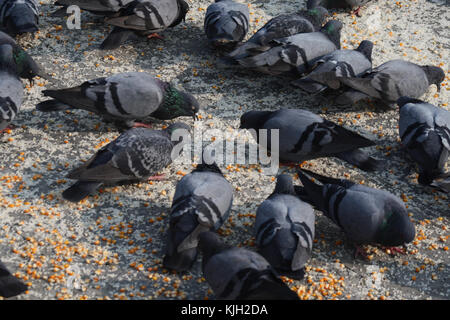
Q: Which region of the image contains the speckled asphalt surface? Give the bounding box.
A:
[0,0,448,300]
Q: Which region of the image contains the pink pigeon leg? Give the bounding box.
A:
[147,33,164,40]
[148,174,166,181]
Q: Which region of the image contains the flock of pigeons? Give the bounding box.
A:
[0,0,448,300]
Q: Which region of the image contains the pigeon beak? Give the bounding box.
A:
[436,84,441,92]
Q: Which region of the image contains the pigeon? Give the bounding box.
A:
[397,96,450,185]
[52,0,134,17]
[0,260,27,298]
[62,122,191,202]
[230,20,342,76]
[291,40,373,93]
[0,0,39,35]
[227,6,329,60]
[100,0,190,50]
[335,59,445,106]
[239,108,382,171]
[36,72,199,128]
[0,31,47,82]
[254,174,315,280]
[163,162,233,272]
[307,0,372,16]
[204,0,249,50]
[0,44,23,133]
[295,169,416,254]
[198,231,299,300]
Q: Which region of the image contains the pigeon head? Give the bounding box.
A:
[194,162,223,175]
[303,7,329,27]
[11,46,46,82]
[272,174,296,196]
[239,110,273,130]
[356,40,373,63]
[155,86,200,120]
[173,0,190,25]
[320,20,343,49]
[198,231,230,262]
[376,205,415,247]
[421,65,445,91]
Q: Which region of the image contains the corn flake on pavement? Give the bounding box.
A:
[0,0,449,300]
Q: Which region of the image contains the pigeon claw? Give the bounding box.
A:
[133,122,152,129]
[147,174,166,181]
[147,33,164,40]
[351,6,362,17]
[0,125,15,134]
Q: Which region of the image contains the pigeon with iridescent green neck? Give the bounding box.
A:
[36,72,199,128]
[0,31,47,82]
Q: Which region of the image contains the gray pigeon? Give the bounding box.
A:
[231,20,342,76]
[204,0,249,49]
[397,96,450,185]
[254,174,315,280]
[0,30,47,82]
[239,108,382,171]
[292,40,373,93]
[0,44,23,133]
[52,0,134,16]
[295,169,416,253]
[100,0,190,50]
[227,6,329,60]
[335,59,445,106]
[0,0,39,35]
[36,72,199,128]
[163,162,233,272]
[62,123,190,202]
[198,231,299,300]
[0,260,27,298]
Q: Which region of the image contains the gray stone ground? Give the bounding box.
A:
[0,0,449,300]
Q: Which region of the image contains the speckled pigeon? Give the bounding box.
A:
[198,231,299,300]
[0,260,27,298]
[100,0,190,50]
[204,0,249,49]
[0,0,39,35]
[52,0,135,16]
[295,169,416,253]
[231,19,342,76]
[292,40,373,93]
[335,59,445,106]
[227,6,328,60]
[36,72,199,128]
[0,31,47,82]
[254,174,315,280]
[397,96,450,185]
[62,123,191,202]
[0,44,23,133]
[163,162,233,272]
[239,108,382,171]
